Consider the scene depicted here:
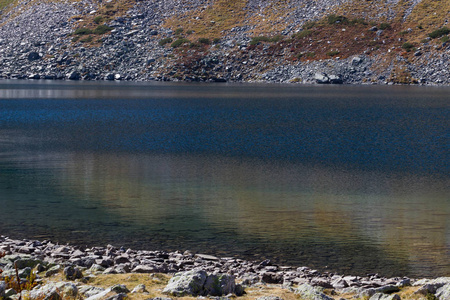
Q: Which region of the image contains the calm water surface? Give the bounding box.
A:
[0,80,448,278]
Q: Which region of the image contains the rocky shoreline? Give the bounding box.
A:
[0,236,449,300]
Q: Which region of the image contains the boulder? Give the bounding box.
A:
[45,265,61,277]
[111,284,130,294]
[131,284,148,293]
[203,274,236,296]
[436,283,450,300]
[67,71,80,80]
[64,265,83,280]
[295,283,334,300]
[162,270,239,296]
[162,269,208,296]
[27,52,40,61]
[374,285,400,294]
[314,73,329,84]
[0,281,6,298]
[369,293,401,300]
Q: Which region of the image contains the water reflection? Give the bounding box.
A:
[0,81,448,278]
[1,148,448,277]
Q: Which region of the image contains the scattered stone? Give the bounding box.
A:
[131,284,148,293]
[295,283,334,300]
[111,284,130,294]
[64,265,83,280]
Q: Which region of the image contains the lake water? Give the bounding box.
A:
[0,80,448,278]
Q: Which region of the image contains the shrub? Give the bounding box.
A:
[186,30,193,35]
[171,38,190,48]
[213,38,221,44]
[294,30,313,39]
[327,14,348,25]
[72,36,80,42]
[94,16,104,24]
[270,35,283,42]
[159,37,173,46]
[250,36,271,45]
[198,38,211,45]
[379,23,391,30]
[441,36,449,43]
[327,50,340,56]
[74,27,93,35]
[402,42,414,51]
[94,24,113,34]
[428,27,450,38]
[350,18,368,25]
[174,27,184,35]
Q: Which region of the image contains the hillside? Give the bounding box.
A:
[0,0,449,84]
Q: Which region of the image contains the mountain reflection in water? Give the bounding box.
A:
[0,81,448,278]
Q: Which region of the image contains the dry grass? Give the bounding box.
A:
[35,270,428,300]
[164,0,247,40]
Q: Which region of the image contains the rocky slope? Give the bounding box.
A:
[0,0,449,84]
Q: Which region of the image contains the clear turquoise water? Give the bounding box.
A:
[0,81,448,277]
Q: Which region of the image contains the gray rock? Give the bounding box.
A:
[314,73,329,84]
[203,274,236,296]
[295,283,334,300]
[131,284,148,293]
[105,293,127,300]
[89,264,105,273]
[78,285,106,298]
[131,264,160,273]
[64,265,83,280]
[369,293,401,300]
[0,281,6,298]
[45,265,61,277]
[111,284,130,294]
[256,297,283,300]
[436,283,450,300]
[67,71,80,80]
[14,257,44,270]
[163,269,208,296]
[27,52,40,61]
[374,285,400,294]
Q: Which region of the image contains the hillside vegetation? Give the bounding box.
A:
[0,0,449,84]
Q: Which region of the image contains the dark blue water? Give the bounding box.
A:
[0,81,448,277]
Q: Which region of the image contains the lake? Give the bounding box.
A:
[0,80,448,278]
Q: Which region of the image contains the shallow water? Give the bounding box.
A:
[0,80,448,277]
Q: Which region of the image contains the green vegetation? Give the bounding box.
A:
[402,42,414,51]
[174,27,184,35]
[428,27,450,39]
[294,30,313,39]
[198,38,211,45]
[213,38,221,44]
[74,27,93,35]
[0,0,15,11]
[441,35,449,43]
[250,35,283,45]
[379,23,391,30]
[326,50,340,56]
[171,38,190,48]
[94,24,113,34]
[159,37,173,46]
[94,16,104,24]
[327,14,348,25]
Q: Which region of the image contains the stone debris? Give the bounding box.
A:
[0,0,448,85]
[1,236,449,299]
